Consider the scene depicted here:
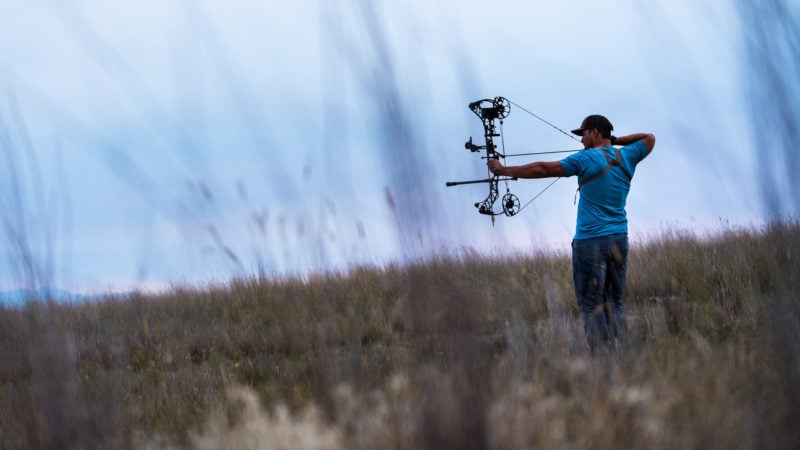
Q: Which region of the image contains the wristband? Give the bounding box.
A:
[610,135,617,145]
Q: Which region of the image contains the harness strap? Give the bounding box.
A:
[579,147,631,187]
[573,147,633,204]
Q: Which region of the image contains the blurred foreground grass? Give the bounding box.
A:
[1,221,798,449]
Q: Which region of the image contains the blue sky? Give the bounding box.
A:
[0,1,786,293]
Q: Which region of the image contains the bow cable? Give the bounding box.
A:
[517,178,560,212]
[507,99,581,143]
[499,119,512,192]
[499,149,582,158]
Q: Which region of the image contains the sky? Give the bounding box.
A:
[0,0,792,294]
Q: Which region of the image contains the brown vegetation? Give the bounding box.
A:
[0,221,798,449]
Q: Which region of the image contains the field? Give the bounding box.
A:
[1,221,798,449]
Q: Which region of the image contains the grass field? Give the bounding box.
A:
[1,221,798,449]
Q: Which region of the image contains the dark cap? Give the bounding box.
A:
[571,114,613,137]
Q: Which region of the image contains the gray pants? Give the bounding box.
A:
[572,233,629,354]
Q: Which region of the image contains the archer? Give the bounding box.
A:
[489,115,655,355]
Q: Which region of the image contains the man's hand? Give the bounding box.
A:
[488,158,507,176]
[614,133,656,154]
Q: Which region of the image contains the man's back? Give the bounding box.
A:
[559,141,650,239]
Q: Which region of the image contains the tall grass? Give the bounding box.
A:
[0,221,798,449]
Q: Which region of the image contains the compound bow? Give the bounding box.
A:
[446,97,520,220]
[446,96,581,224]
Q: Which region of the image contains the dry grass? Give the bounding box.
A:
[0,221,798,449]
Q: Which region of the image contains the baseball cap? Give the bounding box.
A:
[571,115,613,136]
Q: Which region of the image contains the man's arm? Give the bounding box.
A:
[488,159,565,179]
[614,133,656,154]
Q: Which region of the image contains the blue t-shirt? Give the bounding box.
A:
[558,141,649,239]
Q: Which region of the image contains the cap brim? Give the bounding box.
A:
[571,128,585,136]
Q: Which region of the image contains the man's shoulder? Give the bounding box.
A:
[562,148,603,162]
[560,149,593,166]
[559,149,607,177]
[620,140,649,163]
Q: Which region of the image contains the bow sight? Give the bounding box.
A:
[446,96,520,221]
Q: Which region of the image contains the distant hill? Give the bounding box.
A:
[0,288,85,306]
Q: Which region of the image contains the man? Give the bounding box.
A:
[488,115,655,354]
